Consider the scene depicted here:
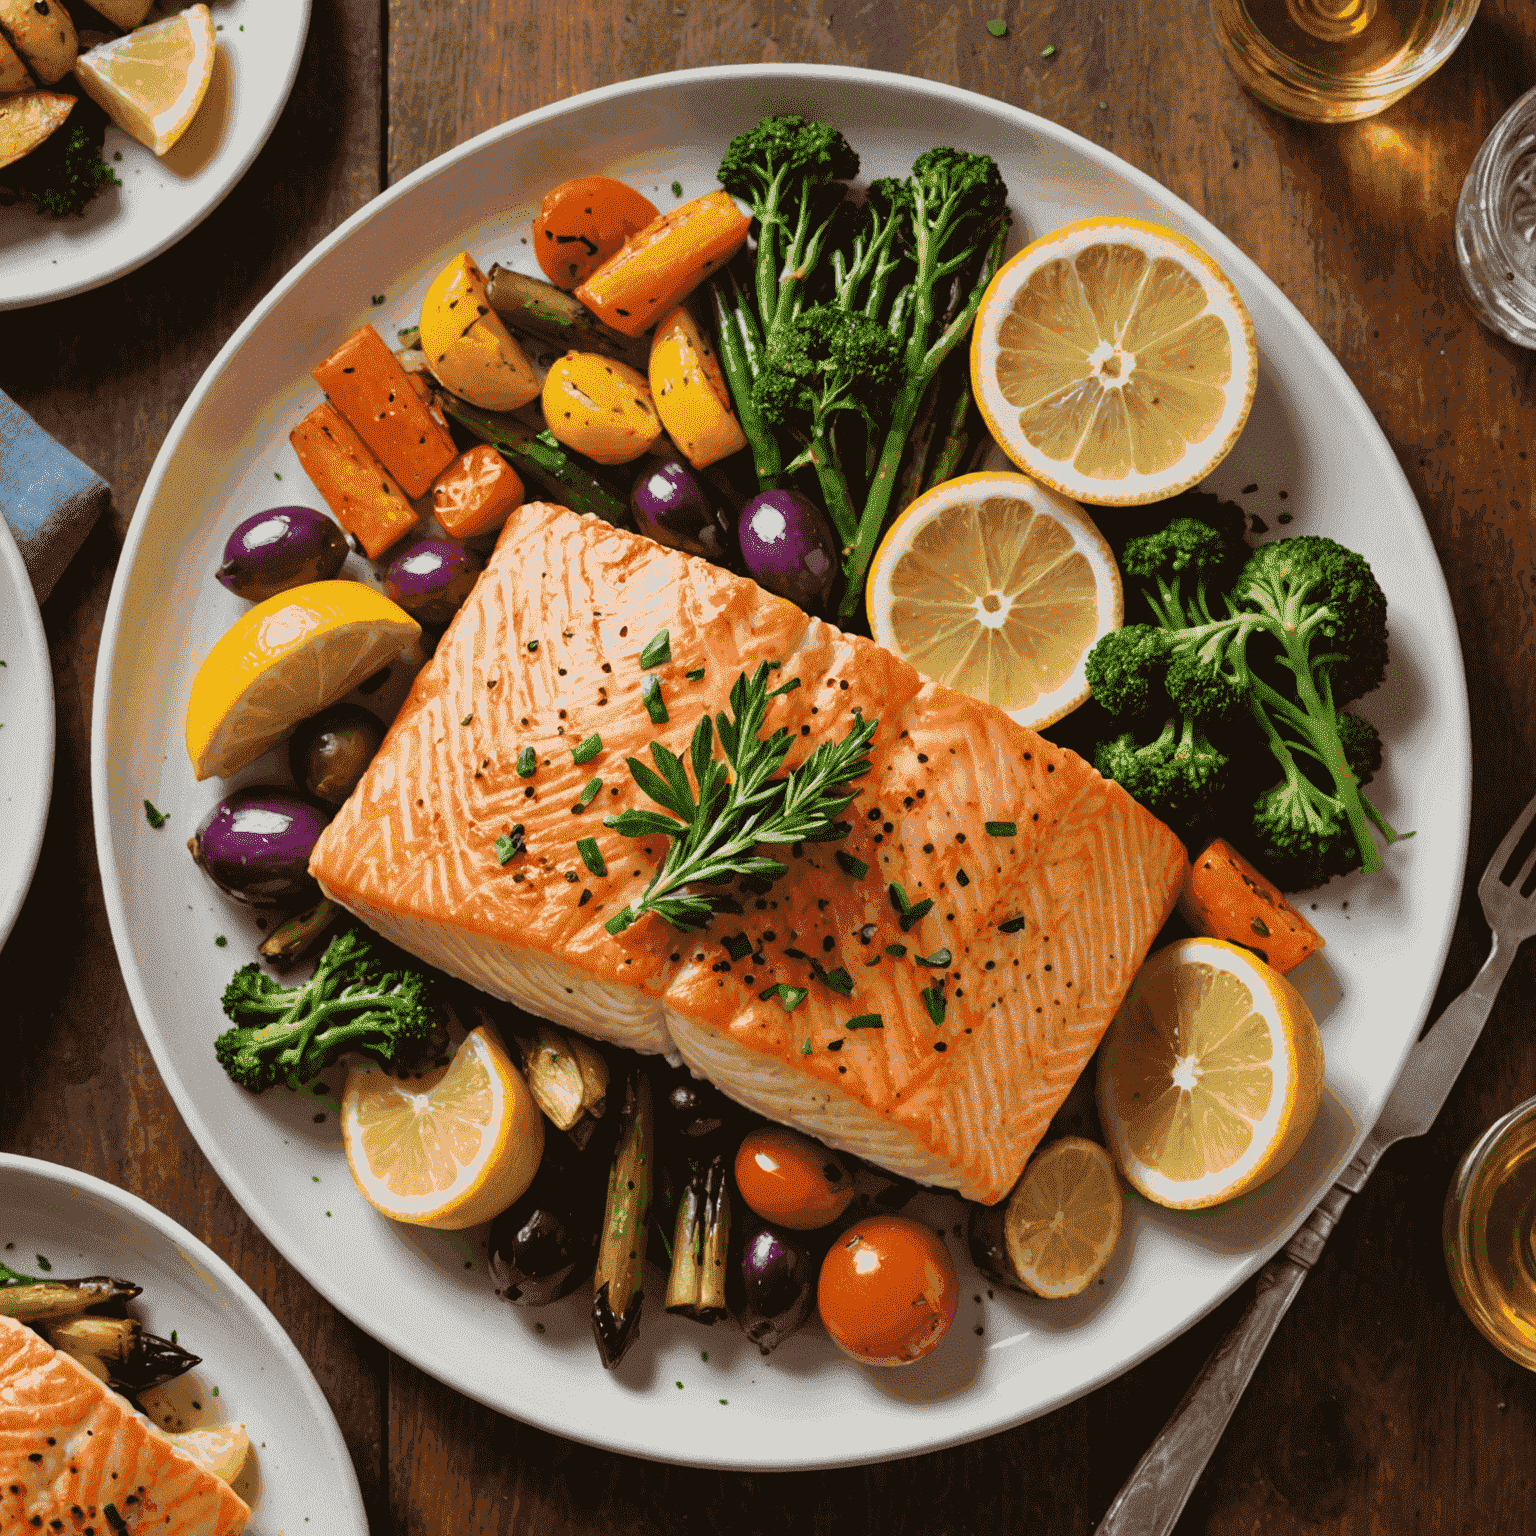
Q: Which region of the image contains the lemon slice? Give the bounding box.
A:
[1096,938,1325,1210]
[160,1422,250,1485]
[341,1025,544,1230]
[865,470,1122,728]
[185,580,419,781]
[74,3,216,157]
[1004,1137,1124,1298]
[971,217,1258,505]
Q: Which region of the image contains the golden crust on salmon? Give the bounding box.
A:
[0,1315,249,1535]
[310,502,1187,1203]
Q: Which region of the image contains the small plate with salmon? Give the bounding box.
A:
[0,1154,369,1533]
[91,66,1469,1468]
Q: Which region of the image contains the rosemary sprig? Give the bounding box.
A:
[602,663,877,935]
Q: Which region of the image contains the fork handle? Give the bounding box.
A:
[1096,1178,1358,1536]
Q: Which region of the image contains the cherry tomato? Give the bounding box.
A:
[734,1127,855,1231]
[816,1215,959,1367]
[533,175,659,290]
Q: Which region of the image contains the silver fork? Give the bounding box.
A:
[1098,787,1536,1536]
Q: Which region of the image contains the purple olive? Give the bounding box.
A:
[730,1218,820,1356]
[739,490,836,609]
[629,460,735,563]
[384,538,484,625]
[189,786,331,906]
[216,506,348,602]
[288,704,384,806]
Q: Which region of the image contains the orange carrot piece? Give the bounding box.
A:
[290,401,420,560]
[312,324,457,498]
[534,175,660,290]
[575,190,750,338]
[432,445,525,540]
[1177,837,1325,974]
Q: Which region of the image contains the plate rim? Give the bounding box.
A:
[0,1150,369,1530]
[0,514,54,953]
[0,0,314,312]
[90,62,1472,1468]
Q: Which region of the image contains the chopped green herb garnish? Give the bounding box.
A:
[672,180,684,196]
[686,667,706,681]
[986,821,1017,837]
[527,639,539,653]
[143,799,168,828]
[956,868,970,887]
[889,881,910,913]
[846,1013,884,1030]
[516,745,537,777]
[215,935,228,948]
[572,732,603,764]
[885,943,907,957]
[998,914,1028,935]
[579,889,592,907]
[818,965,854,996]
[915,947,952,968]
[34,1255,51,1272]
[921,985,946,1025]
[1041,42,1057,57]
[641,673,668,724]
[800,1037,813,1055]
[577,776,603,808]
[986,17,1007,36]
[104,1504,128,1534]
[640,629,672,668]
[577,837,607,877]
[461,713,474,726]
[901,899,934,932]
[759,983,809,1011]
[724,933,753,962]
[495,827,525,864]
[835,850,869,879]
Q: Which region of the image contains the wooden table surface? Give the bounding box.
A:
[5,2,1536,1531]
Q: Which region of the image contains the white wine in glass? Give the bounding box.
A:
[1211,0,1481,122]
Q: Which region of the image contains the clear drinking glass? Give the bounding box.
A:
[1444,1093,1536,1371]
[1456,87,1536,350]
[1210,0,1481,123]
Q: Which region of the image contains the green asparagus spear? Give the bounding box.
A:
[484,266,650,371]
[664,1155,730,1322]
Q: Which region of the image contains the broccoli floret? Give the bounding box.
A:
[1336,711,1382,787]
[1095,715,1231,833]
[1250,765,1363,891]
[0,118,119,218]
[1084,625,1171,718]
[1122,510,1246,630]
[215,926,445,1093]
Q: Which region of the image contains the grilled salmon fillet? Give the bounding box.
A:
[0,1316,249,1535]
[311,502,1187,1203]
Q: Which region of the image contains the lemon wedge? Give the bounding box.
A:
[160,1422,250,1485]
[971,217,1258,505]
[1004,1137,1124,1298]
[185,580,419,781]
[865,470,1122,728]
[74,4,216,157]
[341,1026,544,1230]
[1096,938,1325,1210]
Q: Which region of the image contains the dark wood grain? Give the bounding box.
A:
[7,0,1536,1532]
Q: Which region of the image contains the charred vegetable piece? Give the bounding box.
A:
[965,1197,1027,1295]
[648,306,748,470]
[534,174,660,290]
[43,1320,203,1395]
[591,1069,652,1368]
[289,704,385,805]
[629,459,735,563]
[517,1022,610,1139]
[215,506,348,603]
[290,400,421,559]
[488,1136,608,1307]
[665,1154,731,1322]
[1177,837,1326,974]
[189,785,331,906]
[652,1061,741,1150]
[419,251,541,412]
[731,1219,819,1356]
[541,352,662,466]
[258,896,341,971]
[0,1276,141,1322]
[384,538,485,626]
[484,265,651,370]
[42,1314,140,1363]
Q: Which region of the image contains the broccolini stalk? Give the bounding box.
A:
[592,1071,653,1369]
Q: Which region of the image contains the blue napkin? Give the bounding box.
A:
[0,387,110,602]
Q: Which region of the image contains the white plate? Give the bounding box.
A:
[0,516,53,951]
[91,66,1471,1469]
[0,0,310,310]
[0,1152,368,1532]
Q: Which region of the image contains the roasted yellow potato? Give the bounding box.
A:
[419,251,541,413]
[0,29,31,94]
[0,0,77,85]
[0,89,74,172]
[541,352,662,465]
[648,306,748,469]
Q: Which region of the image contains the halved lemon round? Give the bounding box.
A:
[341,1025,544,1230]
[185,580,419,781]
[74,3,216,157]
[865,470,1122,728]
[1096,938,1325,1210]
[1004,1136,1124,1298]
[971,217,1258,505]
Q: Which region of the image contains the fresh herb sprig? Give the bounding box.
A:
[603,664,876,934]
